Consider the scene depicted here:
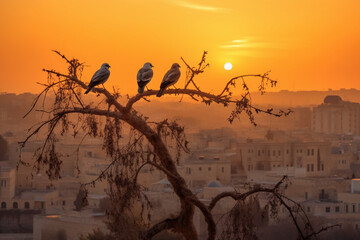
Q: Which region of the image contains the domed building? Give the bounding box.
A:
[312,95,360,135]
[323,95,343,104]
[207,180,222,188]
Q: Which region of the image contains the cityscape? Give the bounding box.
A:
[1,0,359,239]
[1,89,360,239]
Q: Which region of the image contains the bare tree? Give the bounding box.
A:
[19,50,335,239]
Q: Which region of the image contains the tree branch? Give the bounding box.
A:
[126,89,289,119]
[42,69,127,113]
[305,224,341,240]
[144,217,179,239]
[208,175,288,211]
[189,197,216,240]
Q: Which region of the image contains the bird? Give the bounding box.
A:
[84,63,111,94]
[137,62,154,94]
[157,63,181,97]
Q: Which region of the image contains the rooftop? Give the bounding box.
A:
[324,95,343,104]
[207,180,222,188]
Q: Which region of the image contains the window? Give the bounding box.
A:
[311,149,314,156]
[320,189,325,198]
[307,149,310,156]
[305,192,308,200]
[325,207,330,213]
[198,167,202,171]
[0,179,6,187]
[335,206,340,212]
[353,204,356,213]
[258,150,260,156]
[278,150,281,156]
[307,206,311,212]
[186,167,191,174]
[13,202,18,209]
[311,164,314,172]
[221,167,224,173]
[62,200,66,206]
[1,202,6,209]
[307,164,310,172]
[24,202,30,209]
[286,149,289,154]
[321,164,324,171]
[208,167,212,171]
[346,204,349,213]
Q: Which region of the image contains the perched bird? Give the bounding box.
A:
[157,63,181,97]
[84,63,111,94]
[137,62,154,94]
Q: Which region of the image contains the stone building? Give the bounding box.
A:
[179,154,231,188]
[312,95,360,135]
[238,140,356,177]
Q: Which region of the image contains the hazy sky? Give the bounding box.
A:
[0,0,359,94]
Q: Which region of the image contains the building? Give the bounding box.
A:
[312,95,360,135]
[238,139,356,177]
[179,154,231,188]
[0,163,16,202]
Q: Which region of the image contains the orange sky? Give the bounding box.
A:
[0,0,359,94]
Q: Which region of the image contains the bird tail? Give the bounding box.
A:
[138,87,144,94]
[84,87,92,94]
[157,88,165,97]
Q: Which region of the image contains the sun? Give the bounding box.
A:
[224,62,232,71]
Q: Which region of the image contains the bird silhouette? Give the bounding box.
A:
[85,63,110,94]
[157,63,181,97]
[137,62,153,94]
